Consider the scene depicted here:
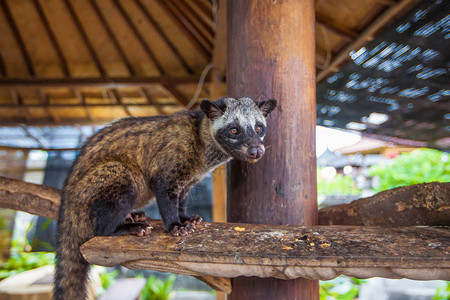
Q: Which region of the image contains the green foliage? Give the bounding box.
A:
[0,252,55,280]
[99,269,119,291]
[320,277,366,300]
[318,171,360,195]
[433,282,450,300]
[369,149,450,192]
[139,274,176,300]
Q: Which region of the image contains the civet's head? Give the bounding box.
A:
[200,97,277,163]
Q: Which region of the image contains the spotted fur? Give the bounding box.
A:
[54,97,276,300]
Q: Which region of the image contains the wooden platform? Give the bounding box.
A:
[81,221,450,282]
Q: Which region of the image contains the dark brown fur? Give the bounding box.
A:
[54,97,276,299]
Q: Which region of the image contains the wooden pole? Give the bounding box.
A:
[227,1,318,299]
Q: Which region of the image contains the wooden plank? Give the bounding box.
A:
[112,0,165,75]
[108,88,133,116]
[0,76,207,88]
[32,0,70,77]
[0,51,6,76]
[317,0,419,82]
[227,0,318,299]
[177,0,215,45]
[75,89,96,123]
[89,0,135,76]
[63,0,106,76]
[320,182,450,227]
[156,0,211,59]
[81,221,450,281]
[134,0,194,75]
[161,81,190,107]
[184,0,215,29]
[0,0,35,76]
[0,176,449,285]
[0,102,177,108]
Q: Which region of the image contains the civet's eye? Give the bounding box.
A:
[230,128,239,135]
[255,126,262,133]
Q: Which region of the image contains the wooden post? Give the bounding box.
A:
[227,1,318,299]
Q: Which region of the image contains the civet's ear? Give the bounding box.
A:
[200,99,225,120]
[258,99,277,117]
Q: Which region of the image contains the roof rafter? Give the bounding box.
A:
[156,0,211,59]
[63,0,106,77]
[161,81,190,107]
[0,0,35,76]
[75,89,96,123]
[89,0,136,76]
[135,0,194,75]
[0,51,6,77]
[177,0,215,45]
[108,88,133,117]
[20,124,48,149]
[112,0,165,75]
[184,0,215,29]
[32,0,70,77]
[0,76,207,88]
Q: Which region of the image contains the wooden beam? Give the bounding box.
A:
[161,81,190,107]
[1,176,449,287]
[135,0,194,75]
[20,125,47,149]
[138,88,164,114]
[0,77,207,88]
[81,222,450,282]
[10,90,32,122]
[32,0,70,77]
[38,90,61,124]
[177,0,215,45]
[227,1,318,299]
[108,89,133,116]
[163,0,213,49]
[156,0,211,59]
[89,0,136,76]
[75,89,96,123]
[319,182,450,226]
[0,102,177,108]
[63,0,106,76]
[184,0,215,29]
[0,0,35,76]
[317,0,419,82]
[112,0,165,75]
[0,51,6,77]
[210,0,227,224]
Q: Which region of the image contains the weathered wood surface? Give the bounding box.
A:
[319,182,450,226]
[81,221,450,281]
[226,0,318,298]
[1,175,448,228]
[0,175,60,220]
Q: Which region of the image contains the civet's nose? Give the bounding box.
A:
[248,147,264,159]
